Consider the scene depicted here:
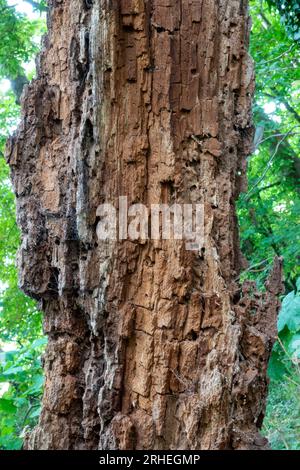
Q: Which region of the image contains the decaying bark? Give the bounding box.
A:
[6,0,283,450]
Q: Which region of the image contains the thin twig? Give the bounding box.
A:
[246,129,295,198]
[263,92,300,125]
[256,44,295,66]
[23,0,48,12]
[256,131,300,148]
[244,181,282,202]
[235,258,271,281]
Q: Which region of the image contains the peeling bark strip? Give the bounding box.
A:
[6,0,283,450]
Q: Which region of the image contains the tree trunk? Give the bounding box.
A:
[6,0,283,450]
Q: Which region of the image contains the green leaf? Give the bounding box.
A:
[278,291,300,333]
[0,398,17,413]
[1,365,24,376]
[28,406,41,419]
[30,338,47,349]
[288,334,300,358]
[268,350,288,381]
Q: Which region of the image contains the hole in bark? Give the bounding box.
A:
[66,208,79,241]
[154,26,166,33]
[144,256,153,267]
[52,118,62,135]
[82,118,94,147]
[232,289,242,304]
[122,24,135,32]
[256,412,265,429]
[161,180,175,203]
[47,268,59,296]
[83,0,93,10]
[185,159,198,168]
[72,262,79,271]
[188,330,198,341]
[144,64,156,73]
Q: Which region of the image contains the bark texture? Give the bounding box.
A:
[7,0,283,450]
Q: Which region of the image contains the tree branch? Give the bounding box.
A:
[245,181,282,201]
[246,129,295,198]
[23,0,48,12]
[10,74,29,104]
[256,44,295,66]
[264,90,300,124]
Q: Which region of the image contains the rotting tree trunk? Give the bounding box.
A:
[6,0,283,450]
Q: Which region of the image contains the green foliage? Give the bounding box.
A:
[0,0,45,80]
[267,0,300,41]
[263,282,300,449]
[0,338,46,449]
[30,1,48,13]
[263,362,300,449]
[238,0,300,291]
[268,281,300,383]
[278,288,300,334]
